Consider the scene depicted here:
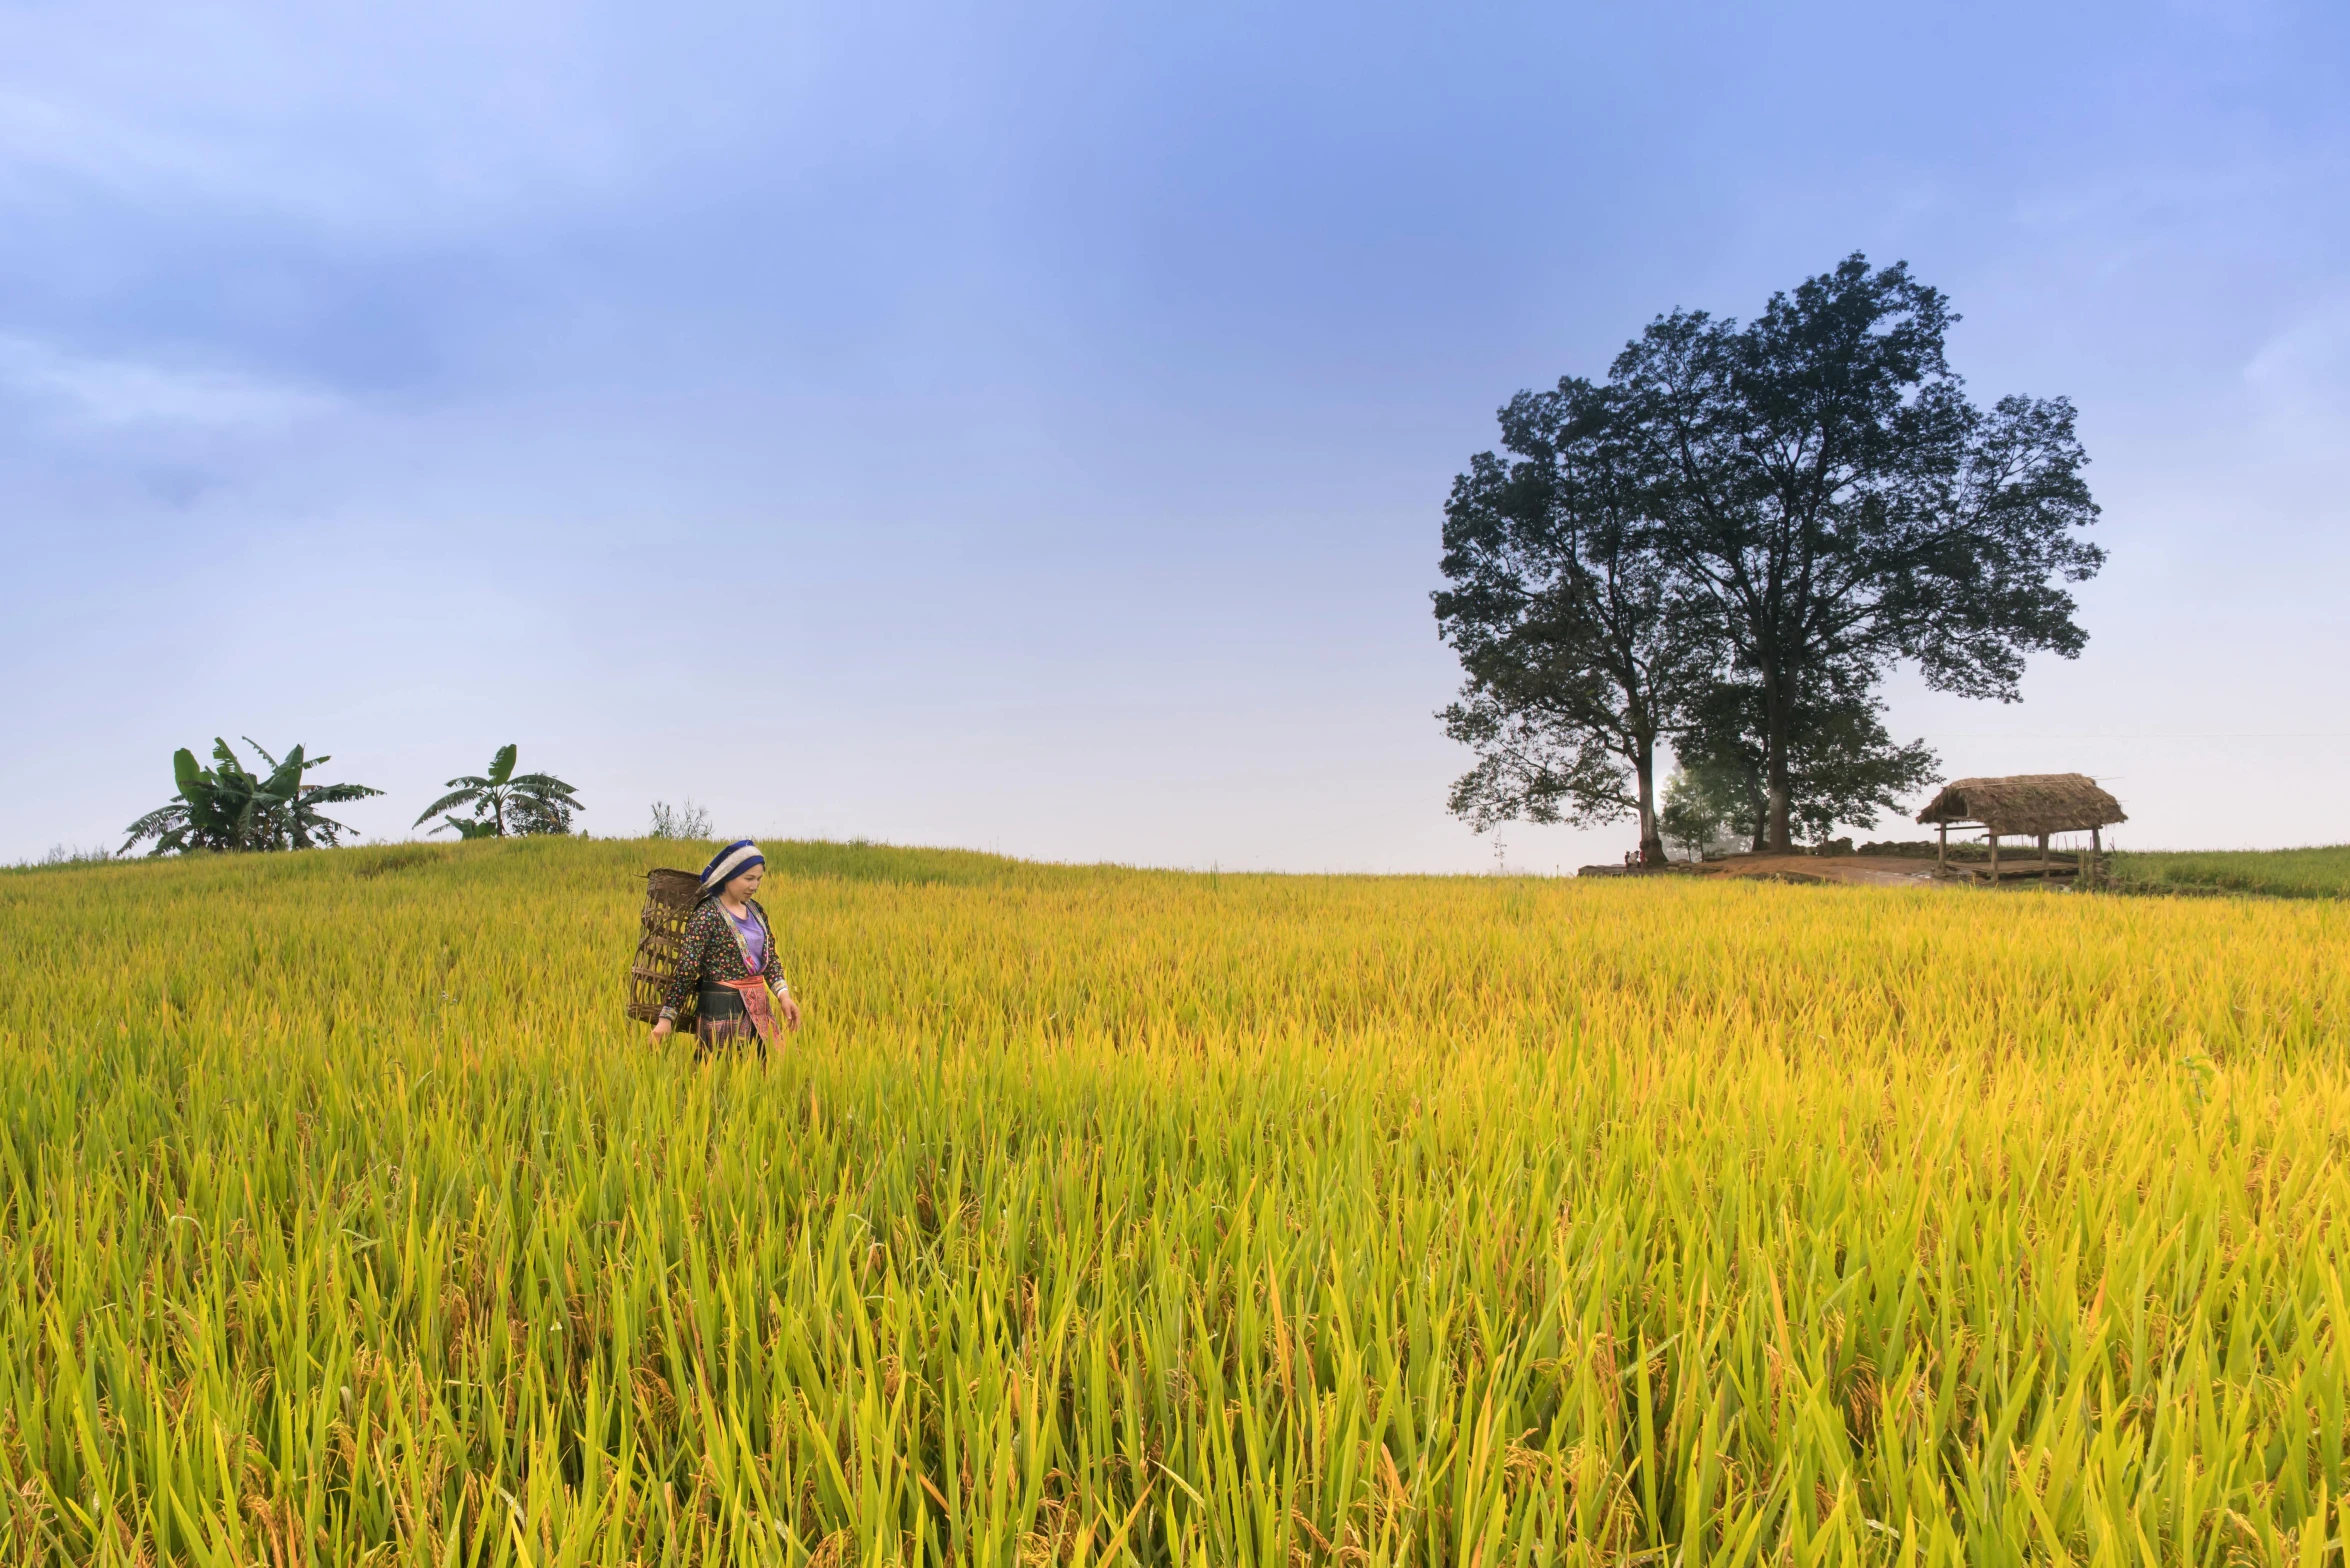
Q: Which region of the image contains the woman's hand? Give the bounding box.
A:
[649,1017,674,1046]
[780,992,803,1032]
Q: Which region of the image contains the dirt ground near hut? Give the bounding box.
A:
[1673,853,1952,888]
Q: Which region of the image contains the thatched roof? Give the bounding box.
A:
[1914,774,2126,837]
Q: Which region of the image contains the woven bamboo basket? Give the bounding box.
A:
[625,868,705,1024]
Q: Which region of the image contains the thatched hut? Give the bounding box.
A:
[1914,773,2126,881]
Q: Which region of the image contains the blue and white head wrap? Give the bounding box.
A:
[699,839,765,898]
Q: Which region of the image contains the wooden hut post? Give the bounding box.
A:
[2089,826,2102,888]
[1988,833,2000,882]
[2038,832,2050,876]
[1937,821,1947,868]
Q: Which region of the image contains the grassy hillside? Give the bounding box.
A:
[2109,843,2350,898]
[2,836,2346,1564]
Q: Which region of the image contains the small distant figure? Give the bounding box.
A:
[649,840,802,1052]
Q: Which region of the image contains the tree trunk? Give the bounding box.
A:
[1633,742,1665,868]
[1762,667,1794,853]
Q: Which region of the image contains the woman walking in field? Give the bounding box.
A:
[650,840,802,1051]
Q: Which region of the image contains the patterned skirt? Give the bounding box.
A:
[694,984,772,1052]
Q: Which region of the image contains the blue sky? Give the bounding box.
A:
[2,0,2344,870]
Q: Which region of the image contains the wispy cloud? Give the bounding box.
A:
[0,5,808,237]
[2243,297,2350,407]
[0,335,337,429]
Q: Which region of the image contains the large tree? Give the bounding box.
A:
[1611,254,2103,851]
[1435,379,1706,864]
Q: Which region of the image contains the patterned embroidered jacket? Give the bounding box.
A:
[659,898,786,1016]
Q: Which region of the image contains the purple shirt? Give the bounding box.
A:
[724,905,767,973]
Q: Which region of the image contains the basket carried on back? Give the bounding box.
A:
[625,868,705,1024]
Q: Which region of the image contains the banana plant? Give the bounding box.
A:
[415,743,583,838]
[243,739,385,849]
[121,738,382,855]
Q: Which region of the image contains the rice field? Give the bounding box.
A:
[1,836,2346,1566]
[2109,845,2350,900]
